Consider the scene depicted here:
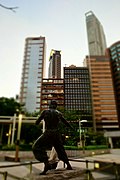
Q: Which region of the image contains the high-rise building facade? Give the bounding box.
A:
[48,49,61,78]
[41,78,64,111]
[85,11,107,56]
[64,65,92,121]
[85,56,118,131]
[40,49,62,111]
[19,36,46,113]
[106,41,120,128]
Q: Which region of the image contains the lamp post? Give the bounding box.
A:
[7,124,12,145]
[11,113,16,145]
[79,119,87,142]
[78,119,87,152]
[15,114,22,162]
[17,114,22,140]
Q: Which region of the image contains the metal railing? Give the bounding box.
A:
[0,159,119,180]
[0,161,39,180]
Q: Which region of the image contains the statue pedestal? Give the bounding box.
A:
[26,167,89,180]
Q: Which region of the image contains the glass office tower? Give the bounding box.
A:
[64,65,92,121]
[85,11,107,56]
[19,36,46,113]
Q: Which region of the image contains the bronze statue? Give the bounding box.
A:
[32,100,73,175]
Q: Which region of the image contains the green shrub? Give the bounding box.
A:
[19,144,32,151]
[1,144,108,151]
[2,145,16,150]
[64,145,81,150]
[64,145,108,150]
[85,145,108,150]
[0,144,2,150]
[1,144,32,151]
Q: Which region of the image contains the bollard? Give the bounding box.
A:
[86,169,94,180]
[86,160,89,169]
[113,162,119,180]
[86,169,90,180]
[3,171,7,180]
[29,161,32,174]
[15,140,20,162]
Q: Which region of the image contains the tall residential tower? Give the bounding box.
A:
[41,49,62,110]
[48,49,61,78]
[19,36,46,113]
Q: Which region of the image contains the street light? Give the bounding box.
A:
[17,114,22,140]
[79,119,87,142]
[6,124,12,145]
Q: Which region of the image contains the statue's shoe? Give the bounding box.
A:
[50,162,58,169]
[39,163,51,175]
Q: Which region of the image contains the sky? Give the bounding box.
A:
[0,0,120,98]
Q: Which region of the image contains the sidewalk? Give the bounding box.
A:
[0,149,119,179]
[0,157,116,180]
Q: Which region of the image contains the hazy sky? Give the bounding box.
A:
[0,0,120,98]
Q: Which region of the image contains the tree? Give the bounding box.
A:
[21,124,42,144]
[0,97,22,145]
[57,109,81,146]
[0,97,22,116]
[0,3,18,12]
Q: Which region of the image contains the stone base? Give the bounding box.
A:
[25,167,92,180]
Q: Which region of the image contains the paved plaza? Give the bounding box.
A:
[0,149,119,179]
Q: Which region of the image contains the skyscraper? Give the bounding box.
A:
[40,49,62,111]
[41,78,64,111]
[106,41,120,128]
[19,36,46,113]
[64,65,92,121]
[85,55,118,131]
[48,49,61,78]
[85,11,107,56]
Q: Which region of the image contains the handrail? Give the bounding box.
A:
[0,160,40,168]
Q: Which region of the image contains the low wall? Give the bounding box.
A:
[0,149,110,161]
[66,149,110,157]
